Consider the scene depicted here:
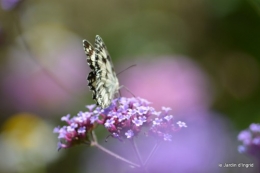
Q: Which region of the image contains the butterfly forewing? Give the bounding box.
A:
[83,35,120,108]
[83,40,97,70]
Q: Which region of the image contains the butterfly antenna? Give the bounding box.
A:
[122,86,136,97]
[117,64,136,98]
[116,64,137,76]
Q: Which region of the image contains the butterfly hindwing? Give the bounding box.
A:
[83,35,120,108]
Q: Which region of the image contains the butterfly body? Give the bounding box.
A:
[83,35,120,108]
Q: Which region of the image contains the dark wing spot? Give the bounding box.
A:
[102,57,107,64]
[101,43,106,49]
[95,55,99,61]
[83,40,94,57]
[107,55,111,61]
[87,72,97,90]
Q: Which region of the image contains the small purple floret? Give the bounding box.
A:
[125,130,134,139]
[177,121,187,128]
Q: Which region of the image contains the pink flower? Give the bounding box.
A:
[2,37,88,113]
[120,56,213,117]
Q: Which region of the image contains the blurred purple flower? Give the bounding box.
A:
[147,115,230,173]
[249,123,260,133]
[1,0,22,10]
[120,56,213,117]
[54,97,187,150]
[2,37,87,113]
[238,123,260,160]
[82,112,237,173]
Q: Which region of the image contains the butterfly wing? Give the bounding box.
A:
[83,35,120,108]
[83,40,99,101]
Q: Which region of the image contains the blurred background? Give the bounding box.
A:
[0,0,260,172]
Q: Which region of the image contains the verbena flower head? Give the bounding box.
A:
[53,109,97,150]
[54,97,187,150]
[238,123,260,159]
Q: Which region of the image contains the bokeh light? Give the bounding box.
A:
[0,113,59,173]
[1,0,260,173]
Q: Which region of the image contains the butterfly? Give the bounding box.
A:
[83,35,120,109]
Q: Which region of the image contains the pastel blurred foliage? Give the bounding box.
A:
[0,0,260,172]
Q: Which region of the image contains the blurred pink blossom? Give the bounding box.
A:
[2,38,88,113]
[120,56,213,117]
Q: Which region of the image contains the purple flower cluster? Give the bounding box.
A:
[53,109,97,150]
[54,97,187,150]
[149,107,187,141]
[238,123,260,159]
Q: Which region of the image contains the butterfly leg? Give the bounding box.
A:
[116,90,122,106]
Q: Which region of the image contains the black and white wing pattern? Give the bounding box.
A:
[83,35,120,109]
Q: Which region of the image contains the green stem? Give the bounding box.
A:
[130,139,149,173]
[90,131,140,168]
[131,139,144,166]
[144,141,161,166]
[91,141,140,168]
[91,130,98,143]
